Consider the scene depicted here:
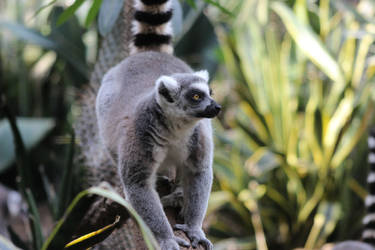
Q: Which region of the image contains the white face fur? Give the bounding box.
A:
[155,70,221,119]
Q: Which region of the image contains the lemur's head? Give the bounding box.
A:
[155,70,221,119]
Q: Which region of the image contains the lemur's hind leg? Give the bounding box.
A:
[161,186,184,208]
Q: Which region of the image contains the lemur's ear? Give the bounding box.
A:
[156,75,179,103]
[195,70,209,82]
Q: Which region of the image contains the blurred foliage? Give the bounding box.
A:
[207,0,375,249]
[0,118,55,172]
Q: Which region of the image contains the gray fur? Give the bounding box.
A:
[96,51,219,250]
[332,241,375,250]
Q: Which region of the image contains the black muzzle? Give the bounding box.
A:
[196,101,221,118]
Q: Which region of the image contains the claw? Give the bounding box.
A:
[173,224,213,250]
[191,238,199,248]
[201,239,213,250]
[174,236,190,248]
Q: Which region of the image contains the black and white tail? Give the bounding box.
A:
[363,128,375,245]
[131,0,173,54]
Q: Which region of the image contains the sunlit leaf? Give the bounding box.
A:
[271,2,344,84]
[64,216,120,249]
[208,191,231,215]
[85,0,103,27]
[323,90,354,162]
[57,0,86,26]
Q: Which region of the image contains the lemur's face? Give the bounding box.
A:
[155,70,221,119]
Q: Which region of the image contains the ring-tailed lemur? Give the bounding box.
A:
[95,0,220,249]
[333,128,375,250]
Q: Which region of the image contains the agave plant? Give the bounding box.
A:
[208,0,375,249]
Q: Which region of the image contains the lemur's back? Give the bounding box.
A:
[96,52,192,150]
[100,51,191,106]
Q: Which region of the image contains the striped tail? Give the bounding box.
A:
[363,128,375,245]
[131,0,173,55]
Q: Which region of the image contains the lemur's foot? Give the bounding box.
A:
[159,236,189,250]
[159,238,179,250]
[174,224,213,250]
[174,236,190,248]
[161,187,183,208]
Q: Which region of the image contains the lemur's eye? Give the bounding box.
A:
[193,94,200,100]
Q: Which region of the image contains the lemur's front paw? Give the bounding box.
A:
[174,224,213,250]
[159,236,189,250]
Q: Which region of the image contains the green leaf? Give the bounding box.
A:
[42,186,158,250]
[203,0,233,16]
[0,13,88,79]
[98,0,125,36]
[237,122,267,148]
[331,102,373,168]
[0,118,55,173]
[85,0,103,27]
[64,216,120,249]
[0,21,56,49]
[57,131,76,218]
[323,90,354,162]
[0,234,21,250]
[25,189,43,250]
[208,191,231,215]
[48,6,89,79]
[185,0,196,8]
[271,2,344,84]
[57,0,87,26]
[304,202,341,249]
[32,0,59,19]
[39,166,58,219]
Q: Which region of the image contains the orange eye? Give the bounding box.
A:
[193,94,200,100]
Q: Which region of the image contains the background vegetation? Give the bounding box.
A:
[0,0,374,249]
